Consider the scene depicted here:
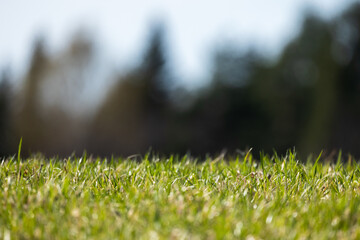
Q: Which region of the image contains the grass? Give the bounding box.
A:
[1,151,360,239]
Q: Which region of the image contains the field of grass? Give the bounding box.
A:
[1,151,360,239]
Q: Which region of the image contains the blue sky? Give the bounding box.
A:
[0,0,356,86]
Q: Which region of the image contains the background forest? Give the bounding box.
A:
[1,3,360,158]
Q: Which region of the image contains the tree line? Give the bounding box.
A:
[1,3,360,158]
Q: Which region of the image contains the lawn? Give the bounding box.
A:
[1,151,360,239]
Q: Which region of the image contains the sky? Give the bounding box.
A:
[0,0,356,87]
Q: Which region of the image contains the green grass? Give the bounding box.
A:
[1,151,360,239]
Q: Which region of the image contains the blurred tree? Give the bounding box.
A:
[138,24,173,151]
[16,37,49,154]
[0,68,14,156]
[191,48,270,154]
[38,30,95,155]
[89,23,172,156]
[141,24,168,106]
[40,30,95,114]
[16,31,96,156]
[291,14,339,155]
[329,3,360,155]
[247,14,338,155]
